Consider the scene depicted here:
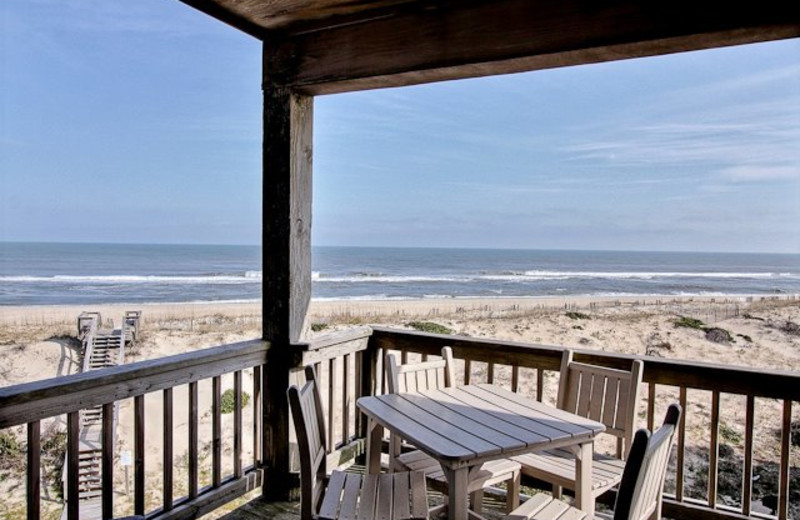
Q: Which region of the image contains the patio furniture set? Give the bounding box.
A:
[289,348,680,520]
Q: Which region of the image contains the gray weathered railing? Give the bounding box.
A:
[368,327,799,520]
[0,339,268,520]
[3,325,798,520]
[299,327,374,468]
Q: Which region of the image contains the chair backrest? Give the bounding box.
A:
[557,349,643,456]
[613,404,681,520]
[287,366,328,520]
[386,346,455,394]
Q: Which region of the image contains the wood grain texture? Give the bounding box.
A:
[263,0,800,94]
[0,340,268,429]
[27,421,40,520]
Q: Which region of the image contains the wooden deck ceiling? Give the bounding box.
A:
[178,0,799,94]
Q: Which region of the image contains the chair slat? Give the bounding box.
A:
[339,472,362,520]
[356,473,378,520]
[392,470,411,520]
[319,471,347,520]
[376,473,394,520]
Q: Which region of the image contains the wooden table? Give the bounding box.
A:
[357,384,605,520]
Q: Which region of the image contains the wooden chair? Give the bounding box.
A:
[288,366,429,520]
[386,347,522,514]
[504,404,681,520]
[513,350,643,501]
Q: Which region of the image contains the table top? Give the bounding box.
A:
[357,384,605,467]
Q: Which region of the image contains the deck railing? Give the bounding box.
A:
[367,327,800,520]
[2,326,797,520]
[0,339,268,520]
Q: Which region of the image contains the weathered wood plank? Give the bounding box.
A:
[779,400,791,520]
[67,411,79,520]
[102,403,114,519]
[135,395,145,515]
[253,366,262,467]
[0,340,268,429]
[261,75,313,499]
[234,370,243,478]
[213,376,222,487]
[164,387,174,510]
[708,391,720,508]
[189,381,199,499]
[676,387,687,502]
[154,470,263,520]
[742,395,754,516]
[263,0,800,94]
[27,420,40,520]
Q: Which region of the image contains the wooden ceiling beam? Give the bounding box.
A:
[263,0,800,94]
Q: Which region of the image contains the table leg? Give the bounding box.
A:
[443,465,469,520]
[574,441,594,515]
[366,418,383,474]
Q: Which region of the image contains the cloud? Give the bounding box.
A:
[719,165,799,182]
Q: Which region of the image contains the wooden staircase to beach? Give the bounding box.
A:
[77,326,125,500]
[60,312,141,517]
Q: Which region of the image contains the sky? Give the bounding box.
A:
[1,1,799,253]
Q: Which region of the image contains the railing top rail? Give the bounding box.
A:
[0,339,269,429]
[305,326,372,351]
[369,327,800,401]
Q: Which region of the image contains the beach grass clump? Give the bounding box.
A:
[310,323,329,332]
[407,321,453,335]
[0,431,22,469]
[720,423,743,445]
[566,311,591,320]
[705,327,734,344]
[220,389,251,414]
[674,316,706,330]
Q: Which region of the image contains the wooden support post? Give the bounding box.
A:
[261,49,314,500]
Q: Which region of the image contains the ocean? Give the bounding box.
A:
[1,242,799,306]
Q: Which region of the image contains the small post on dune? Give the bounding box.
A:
[261,41,313,501]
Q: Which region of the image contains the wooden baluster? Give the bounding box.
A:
[102,403,114,519]
[212,376,222,487]
[233,371,243,478]
[67,411,80,520]
[487,363,495,384]
[401,350,408,364]
[647,382,656,432]
[676,387,687,502]
[27,420,40,520]
[253,366,262,467]
[355,351,364,437]
[779,400,791,520]
[511,366,519,393]
[328,357,337,453]
[381,349,388,394]
[343,353,351,445]
[464,359,471,385]
[742,395,754,516]
[134,395,145,516]
[708,391,720,508]
[536,368,543,402]
[163,388,173,510]
[188,381,198,498]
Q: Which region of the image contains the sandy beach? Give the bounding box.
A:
[1,294,799,518]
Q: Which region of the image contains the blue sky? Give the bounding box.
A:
[2,1,799,253]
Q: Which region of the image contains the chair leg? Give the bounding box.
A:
[552,484,563,499]
[506,472,521,512]
[470,489,484,513]
[388,434,402,472]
